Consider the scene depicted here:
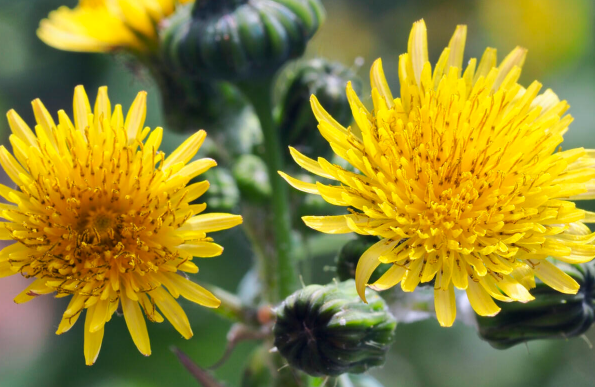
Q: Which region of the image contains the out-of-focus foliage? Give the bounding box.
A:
[2,0,595,386]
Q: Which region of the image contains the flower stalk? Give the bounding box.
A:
[239,79,298,302]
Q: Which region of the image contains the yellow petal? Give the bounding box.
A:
[408,19,429,85]
[355,239,401,302]
[447,25,467,75]
[178,158,217,179]
[124,91,147,144]
[289,147,336,179]
[118,0,155,38]
[466,279,500,317]
[302,215,358,234]
[84,307,105,366]
[150,287,193,339]
[56,295,83,334]
[474,47,497,84]
[6,109,37,147]
[434,283,456,327]
[73,85,92,133]
[89,299,110,333]
[369,264,407,291]
[493,46,527,90]
[310,95,348,135]
[177,242,224,257]
[0,261,16,278]
[31,99,57,148]
[279,172,320,195]
[370,58,394,108]
[14,278,54,304]
[168,273,221,308]
[163,130,206,170]
[94,86,111,125]
[178,213,243,233]
[530,259,580,294]
[496,275,535,302]
[122,294,151,356]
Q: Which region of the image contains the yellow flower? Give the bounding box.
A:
[0,86,242,364]
[280,20,595,327]
[38,0,193,53]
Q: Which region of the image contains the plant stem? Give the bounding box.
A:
[239,79,297,302]
[201,282,257,325]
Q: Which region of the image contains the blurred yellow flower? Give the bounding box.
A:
[38,0,193,53]
[480,0,593,75]
[0,86,242,365]
[281,20,595,327]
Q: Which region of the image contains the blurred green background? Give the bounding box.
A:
[1,0,595,386]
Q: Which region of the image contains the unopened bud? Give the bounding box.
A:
[274,280,396,377]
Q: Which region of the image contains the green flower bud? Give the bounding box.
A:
[161,0,325,81]
[336,236,390,283]
[279,59,362,162]
[273,280,397,377]
[200,168,240,212]
[233,154,272,202]
[477,263,595,349]
[151,65,244,133]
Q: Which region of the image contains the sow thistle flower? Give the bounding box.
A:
[280,20,595,327]
[38,0,193,54]
[0,86,242,364]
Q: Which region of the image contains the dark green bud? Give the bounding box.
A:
[273,280,397,377]
[232,154,272,202]
[279,58,362,162]
[151,65,244,133]
[336,236,389,283]
[477,263,595,349]
[161,0,325,81]
[200,168,240,212]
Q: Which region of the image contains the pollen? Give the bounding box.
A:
[0,86,242,365]
[280,20,595,328]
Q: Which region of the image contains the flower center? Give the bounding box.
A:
[83,208,119,245]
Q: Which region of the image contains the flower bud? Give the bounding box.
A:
[154,69,244,133]
[477,263,595,349]
[336,236,390,283]
[279,59,362,162]
[161,0,325,81]
[273,280,397,377]
[233,154,272,202]
[200,168,240,212]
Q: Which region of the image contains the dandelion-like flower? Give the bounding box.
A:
[38,0,193,53]
[0,86,242,364]
[280,20,595,327]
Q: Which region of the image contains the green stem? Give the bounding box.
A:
[239,79,297,302]
[201,282,257,325]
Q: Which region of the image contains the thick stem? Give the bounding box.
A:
[239,79,298,302]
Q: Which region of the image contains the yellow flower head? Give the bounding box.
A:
[0,86,242,364]
[280,20,595,327]
[38,0,193,53]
